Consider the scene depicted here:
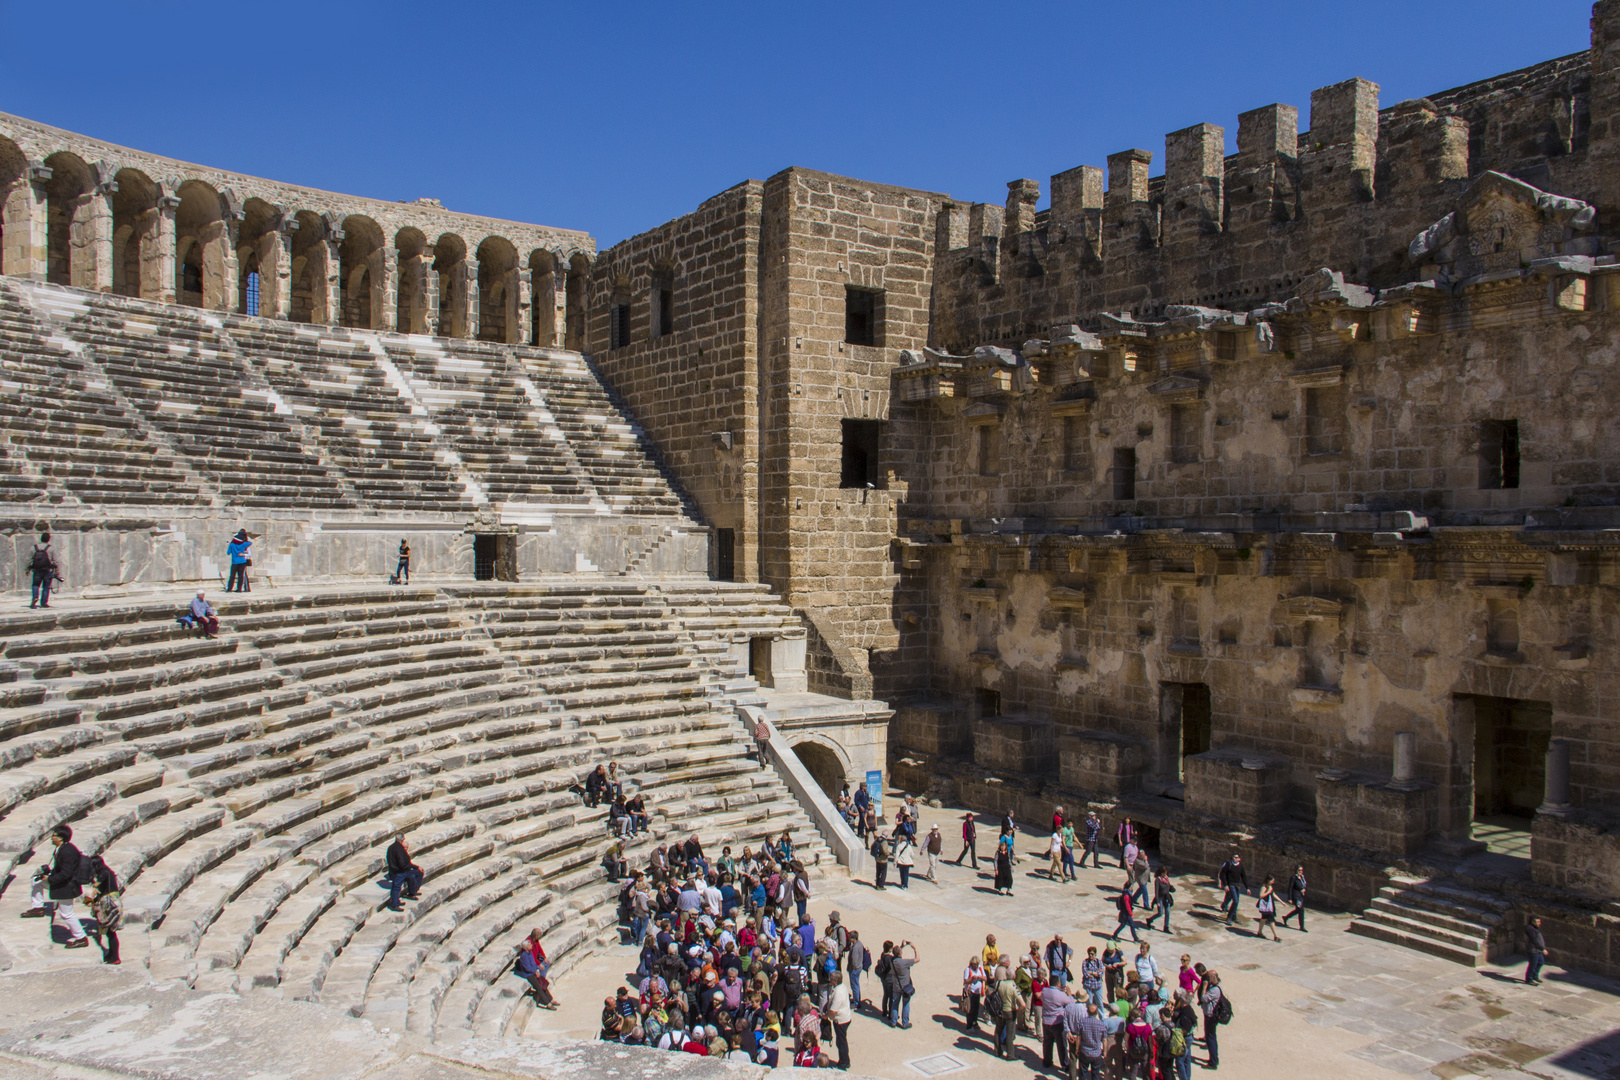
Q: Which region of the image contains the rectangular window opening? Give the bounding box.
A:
[1061,415,1086,473]
[1304,385,1345,456]
[844,286,881,347]
[975,687,1001,719]
[243,271,260,317]
[976,424,1000,477]
[840,419,884,489]
[1112,447,1136,500]
[656,288,674,337]
[1479,419,1520,490]
[609,303,631,349]
[714,528,736,582]
[1170,403,1199,464]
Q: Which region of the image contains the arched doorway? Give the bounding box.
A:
[792,741,847,799]
[111,168,158,298]
[42,152,93,288]
[476,235,517,343]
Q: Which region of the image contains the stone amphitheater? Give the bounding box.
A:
[7,3,1620,1077]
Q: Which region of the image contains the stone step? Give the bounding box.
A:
[1357,903,1492,952]
[1346,918,1486,967]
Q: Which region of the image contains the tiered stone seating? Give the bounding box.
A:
[227,321,468,512]
[0,581,833,1046]
[381,338,595,509]
[0,281,201,506]
[58,295,353,509]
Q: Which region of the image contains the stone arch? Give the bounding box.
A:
[564,252,589,351]
[476,235,517,343]
[0,136,29,278]
[42,151,93,288]
[433,233,468,338]
[110,168,158,298]
[236,198,283,316]
[528,248,556,346]
[789,734,852,797]
[339,214,385,329]
[394,227,430,334]
[288,209,326,324]
[175,179,233,310]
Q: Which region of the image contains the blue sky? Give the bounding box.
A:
[0,1,1595,248]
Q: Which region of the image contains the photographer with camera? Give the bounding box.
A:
[20,825,90,948]
[884,939,919,1028]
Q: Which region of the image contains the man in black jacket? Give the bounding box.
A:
[1217,853,1250,925]
[1525,917,1547,985]
[21,825,90,947]
[384,833,424,911]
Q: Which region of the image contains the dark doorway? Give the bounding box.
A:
[473,535,497,580]
[715,528,736,582]
[975,687,1001,719]
[1160,682,1212,785]
[1473,696,1551,818]
[750,637,773,687]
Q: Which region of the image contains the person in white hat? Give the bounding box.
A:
[925,824,943,882]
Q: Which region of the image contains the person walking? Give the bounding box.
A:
[1217,853,1250,925]
[225,529,253,592]
[1144,865,1176,933]
[1200,971,1224,1069]
[394,537,411,585]
[895,829,916,889]
[925,824,943,883]
[1281,865,1308,932]
[961,955,987,1032]
[1256,876,1281,942]
[1111,887,1141,943]
[20,825,90,948]
[993,832,1014,895]
[1040,975,1075,1074]
[1060,818,1078,881]
[1048,829,1065,880]
[1525,917,1547,985]
[1130,851,1152,907]
[955,812,979,868]
[1081,811,1102,869]
[1116,816,1136,869]
[86,854,121,965]
[26,531,59,609]
[991,964,1019,1059]
[871,832,890,890]
[828,970,853,1069]
[888,940,918,1028]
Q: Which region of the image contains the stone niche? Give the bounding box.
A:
[890,701,972,758]
[1183,750,1290,824]
[1058,729,1147,795]
[973,714,1057,775]
[1532,809,1620,899]
[1315,773,1438,857]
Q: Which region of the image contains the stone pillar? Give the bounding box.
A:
[1391,731,1417,787]
[535,255,564,346]
[1163,122,1225,244]
[315,236,340,326]
[258,218,296,319]
[1541,738,1572,814]
[143,194,179,303]
[200,218,239,312]
[422,257,440,337]
[515,264,532,345]
[70,182,115,292]
[371,245,396,331]
[458,259,478,339]
[2,164,51,280]
[1104,149,1152,219]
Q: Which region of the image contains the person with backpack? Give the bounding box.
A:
[1123,1006,1158,1079]
[1144,865,1176,933]
[27,532,59,609]
[870,831,890,890]
[1111,887,1141,943]
[1170,989,1198,1080]
[225,529,253,592]
[20,825,89,948]
[990,963,1019,1059]
[394,538,411,585]
[1201,970,1228,1069]
[875,941,895,1021]
[86,854,122,965]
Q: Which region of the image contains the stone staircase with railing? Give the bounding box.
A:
[1347,875,1516,967]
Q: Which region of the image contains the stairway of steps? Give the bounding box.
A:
[0,580,839,1045]
[1347,875,1514,967]
[0,278,686,516]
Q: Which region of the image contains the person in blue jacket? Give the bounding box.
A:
[226,529,253,592]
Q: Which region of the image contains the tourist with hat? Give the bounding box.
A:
[225,529,253,592]
[924,823,943,882]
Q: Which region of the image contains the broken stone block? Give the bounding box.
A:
[1315,771,1438,857]
[890,701,971,758]
[1058,729,1147,795]
[973,714,1057,775]
[1183,750,1290,824]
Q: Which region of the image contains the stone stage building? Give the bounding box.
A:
[2,0,1620,985]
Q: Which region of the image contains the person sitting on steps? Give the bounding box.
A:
[180,590,219,639]
[516,928,558,1009]
[383,833,423,911]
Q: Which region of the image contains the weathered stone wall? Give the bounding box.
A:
[585,183,763,580]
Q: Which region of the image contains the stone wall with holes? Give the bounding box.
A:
[585,182,764,580]
[756,169,948,698]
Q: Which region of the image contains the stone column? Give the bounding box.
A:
[70,181,116,292]
[315,235,341,326]
[458,259,478,339]
[422,257,440,337]
[258,217,296,320]
[143,194,179,303]
[2,164,51,280]
[371,245,396,331]
[1391,731,1418,788]
[1540,738,1572,815]
[200,218,239,312]
[514,264,532,345]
